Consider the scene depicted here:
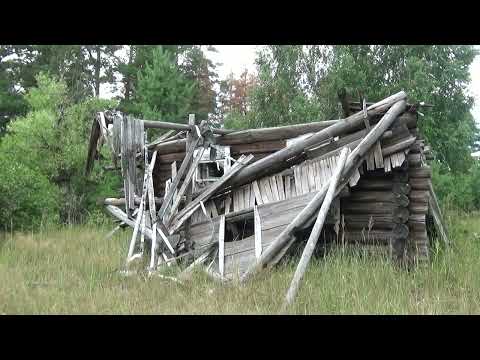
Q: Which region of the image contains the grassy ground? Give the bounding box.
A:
[1,211,479,314]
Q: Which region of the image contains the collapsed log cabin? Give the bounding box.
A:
[86,90,447,290]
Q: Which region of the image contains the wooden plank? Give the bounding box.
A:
[219,215,225,277]
[270,176,280,201]
[225,195,232,214]
[165,146,206,223]
[254,206,262,259]
[260,178,273,203]
[283,147,349,308]
[168,154,254,234]
[252,181,264,205]
[374,141,384,168]
[249,183,256,207]
[157,135,201,221]
[277,175,285,201]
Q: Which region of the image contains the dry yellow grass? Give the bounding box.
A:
[1,211,479,314]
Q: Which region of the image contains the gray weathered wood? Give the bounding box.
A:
[241,99,407,281]
[283,147,349,308]
[157,135,201,221]
[219,215,225,277]
[225,92,407,190]
[168,154,254,234]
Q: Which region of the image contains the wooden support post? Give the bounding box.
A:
[282,148,349,309]
[219,215,225,277]
[254,205,262,259]
[185,114,196,249]
[157,135,200,221]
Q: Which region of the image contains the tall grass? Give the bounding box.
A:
[1,212,479,314]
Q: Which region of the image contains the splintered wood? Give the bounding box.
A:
[91,91,446,297]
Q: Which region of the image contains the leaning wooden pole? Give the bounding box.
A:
[241,99,408,282]
[282,148,349,309]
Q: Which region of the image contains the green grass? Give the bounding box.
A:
[1,211,480,314]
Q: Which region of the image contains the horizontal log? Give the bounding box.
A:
[103,197,163,207]
[153,139,187,154]
[354,180,411,194]
[382,136,416,157]
[219,120,339,145]
[409,190,429,203]
[408,166,431,178]
[342,203,409,217]
[141,119,232,135]
[343,212,409,226]
[409,201,429,214]
[346,191,409,206]
[230,140,285,155]
[410,178,429,190]
[344,225,409,244]
[407,153,423,167]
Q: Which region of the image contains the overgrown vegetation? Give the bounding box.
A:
[0,211,478,314]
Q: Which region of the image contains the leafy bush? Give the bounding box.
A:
[0,72,119,229]
[432,160,480,211]
[0,156,60,230]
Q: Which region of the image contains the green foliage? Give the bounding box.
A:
[432,160,480,211]
[0,156,60,230]
[134,46,195,122]
[0,73,119,229]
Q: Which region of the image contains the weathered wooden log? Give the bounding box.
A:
[227,92,408,190]
[230,140,286,155]
[409,190,429,203]
[344,215,409,229]
[85,116,101,176]
[343,203,409,217]
[407,153,423,167]
[283,147,349,308]
[241,98,408,281]
[409,201,429,214]
[157,135,201,221]
[154,139,188,154]
[428,180,448,244]
[220,120,339,145]
[138,118,233,135]
[103,197,164,207]
[410,178,429,190]
[346,191,409,206]
[408,166,431,178]
[381,136,416,157]
[344,225,409,244]
[354,180,411,194]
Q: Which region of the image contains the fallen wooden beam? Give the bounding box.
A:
[283,147,349,308]
[167,154,255,235]
[226,91,407,190]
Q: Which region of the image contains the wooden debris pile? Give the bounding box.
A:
[86,90,447,305]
